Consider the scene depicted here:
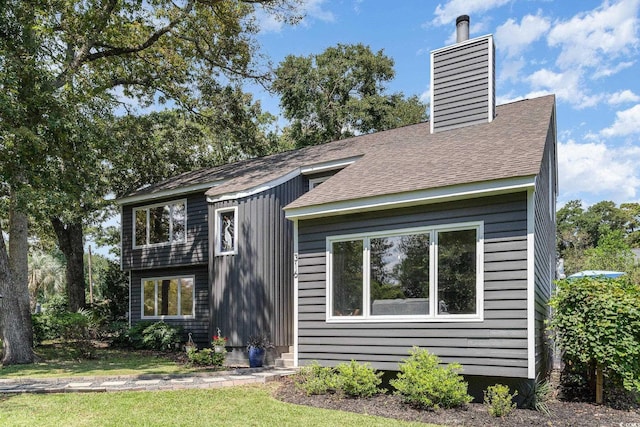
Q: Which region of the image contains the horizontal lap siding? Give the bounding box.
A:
[533,121,556,378]
[122,193,208,270]
[130,265,209,345]
[432,37,494,132]
[297,193,529,377]
[211,176,303,348]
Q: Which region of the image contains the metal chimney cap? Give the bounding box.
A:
[456,15,470,25]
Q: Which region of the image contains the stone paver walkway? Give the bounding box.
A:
[0,367,296,394]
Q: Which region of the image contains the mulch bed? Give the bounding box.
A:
[273,377,640,427]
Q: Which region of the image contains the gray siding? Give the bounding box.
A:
[122,193,208,270]
[296,193,530,377]
[432,36,495,132]
[209,176,304,349]
[130,265,210,345]
[533,115,557,378]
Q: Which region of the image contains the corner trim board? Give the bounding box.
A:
[527,187,536,379]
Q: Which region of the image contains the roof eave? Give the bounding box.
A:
[116,180,226,205]
[284,175,537,220]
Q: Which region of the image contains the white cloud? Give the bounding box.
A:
[495,13,551,57]
[256,0,334,33]
[601,104,640,136]
[547,0,640,72]
[592,60,635,78]
[526,68,601,108]
[608,90,640,104]
[432,0,511,26]
[558,139,640,203]
[498,57,526,83]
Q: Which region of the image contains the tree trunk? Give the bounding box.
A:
[51,218,86,312]
[0,200,35,364]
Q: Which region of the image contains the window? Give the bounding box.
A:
[142,276,194,318]
[133,200,186,248]
[327,223,482,321]
[215,206,238,255]
[308,177,329,190]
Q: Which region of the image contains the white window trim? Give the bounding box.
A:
[132,199,187,249]
[214,206,238,256]
[140,275,196,320]
[308,176,329,190]
[326,221,484,323]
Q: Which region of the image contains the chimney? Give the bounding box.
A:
[430,16,495,133]
[456,15,469,43]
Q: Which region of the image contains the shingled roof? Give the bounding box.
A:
[120,95,555,210]
[286,94,555,212]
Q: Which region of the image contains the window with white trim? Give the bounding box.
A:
[327,223,482,321]
[215,206,238,255]
[142,276,194,318]
[308,176,329,190]
[133,200,186,248]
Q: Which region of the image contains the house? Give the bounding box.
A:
[118,16,557,385]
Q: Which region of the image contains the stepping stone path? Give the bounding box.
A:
[0,368,296,394]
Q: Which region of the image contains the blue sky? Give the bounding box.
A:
[252,0,640,207]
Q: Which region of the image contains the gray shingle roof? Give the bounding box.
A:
[286,94,555,210]
[122,95,555,209]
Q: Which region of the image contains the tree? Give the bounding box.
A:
[273,43,428,147]
[556,200,640,276]
[28,251,65,311]
[549,277,640,402]
[0,0,300,364]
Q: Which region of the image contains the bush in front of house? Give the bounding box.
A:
[335,360,382,397]
[484,384,517,417]
[390,347,473,410]
[294,361,339,395]
[294,360,382,397]
[114,321,183,351]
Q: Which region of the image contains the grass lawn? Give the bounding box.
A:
[0,344,199,378]
[0,385,437,427]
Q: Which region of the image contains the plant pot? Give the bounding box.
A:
[248,346,265,368]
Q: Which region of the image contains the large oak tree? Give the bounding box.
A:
[273,43,428,148]
[0,0,298,364]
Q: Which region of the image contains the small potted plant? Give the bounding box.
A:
[246,334,274,368]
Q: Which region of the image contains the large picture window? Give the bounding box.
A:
[327,223,482,321]
[142,276,194,318]
[134,200,186,248]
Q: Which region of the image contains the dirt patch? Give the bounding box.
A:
[273,377,640,427]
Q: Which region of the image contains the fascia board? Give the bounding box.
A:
[285,175,536,220]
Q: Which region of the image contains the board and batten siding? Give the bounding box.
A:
[209,176,304,349]
[532,116,557,378]
[121,193,208,271]
[296,193,530,377]
[130,265,210,344]
[431,35,495,133]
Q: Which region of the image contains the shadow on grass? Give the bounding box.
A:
[0,342,203,378]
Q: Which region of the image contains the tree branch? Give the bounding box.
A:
[53,0,194,90]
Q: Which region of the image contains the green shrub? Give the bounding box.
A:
[32,311,91,343]
[116,321,183,351]
[186,347,225,367]
[548,277,640,393]
[390,347,473,410]
[520,377,551,415]
[294,362,339,395]
[335,360,382,397]
[140,322,182,351]
[484,384,517,417]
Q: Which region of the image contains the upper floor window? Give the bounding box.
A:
[215,206,238,255]
[308,176,329,190]
[134,200,186,248]
[327,222,483,322]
